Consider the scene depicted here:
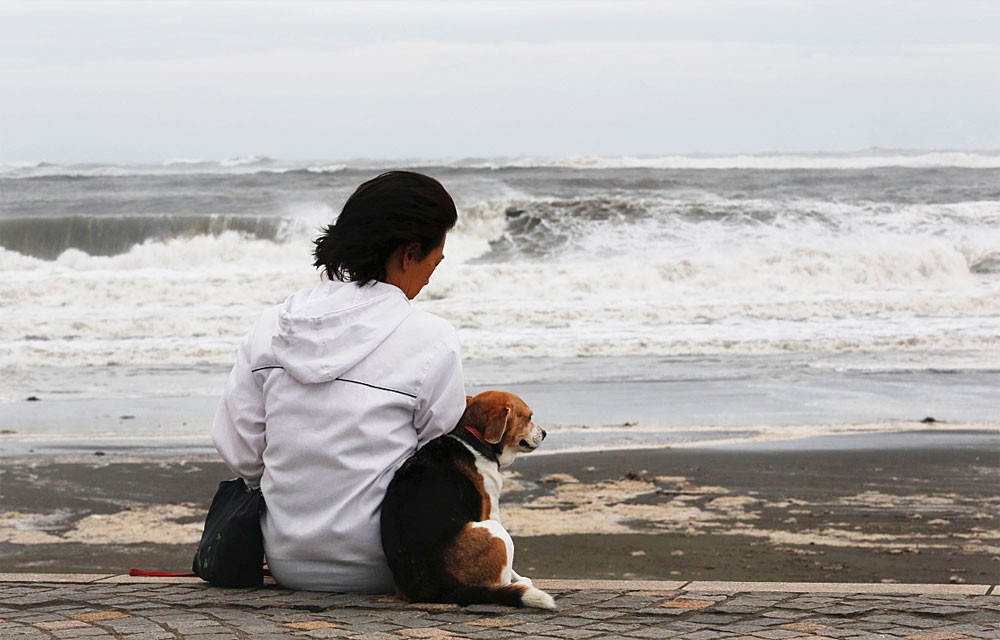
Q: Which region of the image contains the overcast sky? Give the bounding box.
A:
[1,0,998,163]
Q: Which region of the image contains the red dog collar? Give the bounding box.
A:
[462,424,486,443]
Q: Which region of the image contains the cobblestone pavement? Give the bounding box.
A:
[0,576,997,639]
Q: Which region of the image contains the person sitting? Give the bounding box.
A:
[212,171,466,592]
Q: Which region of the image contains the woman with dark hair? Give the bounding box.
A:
[212,171,466,592]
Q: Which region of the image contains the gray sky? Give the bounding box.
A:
[2,0,998,163]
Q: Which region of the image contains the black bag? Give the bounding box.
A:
[192,478,265,588]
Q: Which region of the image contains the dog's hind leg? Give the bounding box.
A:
[473,520,515,584]
[474,522,553,608]
[442,521,556,610]
[471,520,537,587]
[444,521,512,586]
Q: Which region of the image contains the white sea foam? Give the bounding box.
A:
[1,226,997,384]
[305,164,349,174]
[453,150,1000,170]
[4,149,1000,179]
[219,154,276,167]
[2,161,999,409]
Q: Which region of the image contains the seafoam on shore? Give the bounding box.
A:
[1,430,997,584]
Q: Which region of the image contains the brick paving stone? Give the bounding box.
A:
[848,620,904,631]
[396,628,458,637]
[462,605,510,615]
[620,615,679,626]
[936,623,1000,636]
[806,629,860,639]
[685,612,742,624]
[495,621,562,635]
[12,613,69,623]
[711,604,766,614]
[763,608,811,620]
[544,615,604,628]
[658,597,718,610]
[867,614,949,629]
[419,613,471,624]
[466,617,525,628]
[752,629,807,639]
[815,605,880,616]
[625,627,680,639]
[713,621,772,634]
[592,597,661,609]
[674,630,738,640]
[2,578,1000,639]
[557,594,622,607]
[962,611,1000,624]
[34,619,91,630]
[545,627,606,639]
[467,631,532,640]
[2,630,49,639]
[905,603,954,615]
[573,609,622,620]
[636,606,688,616]
[582,621,644,633]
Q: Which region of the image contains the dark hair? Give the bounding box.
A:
[313,171,457,283]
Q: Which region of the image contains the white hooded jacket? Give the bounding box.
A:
[212,280,466,592]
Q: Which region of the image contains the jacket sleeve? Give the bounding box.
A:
[212,333,266,488]
[412,328,466,448]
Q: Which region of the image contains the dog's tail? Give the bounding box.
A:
[441,583,556,610]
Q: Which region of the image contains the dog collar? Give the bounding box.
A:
[456,424,502,464]
[461,424,486,443]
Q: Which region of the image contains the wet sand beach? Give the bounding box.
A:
[1,429,996,586]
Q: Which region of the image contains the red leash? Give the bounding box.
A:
[128,569,198,577]
[129,567,271,577]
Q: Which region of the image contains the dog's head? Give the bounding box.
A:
[461,390,546,467]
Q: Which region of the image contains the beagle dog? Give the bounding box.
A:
[380,390,555,610]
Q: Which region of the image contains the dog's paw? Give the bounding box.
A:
[512,574,533,587]
[521,586,556,611]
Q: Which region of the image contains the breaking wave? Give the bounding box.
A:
[2,159,998,377]
[3,149,1000,179]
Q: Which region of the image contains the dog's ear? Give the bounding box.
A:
[482,404,511,445]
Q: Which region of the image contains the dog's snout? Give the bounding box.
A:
[540,428,547,440]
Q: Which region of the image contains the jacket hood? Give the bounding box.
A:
[271,281,412,384]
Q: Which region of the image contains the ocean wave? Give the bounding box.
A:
[163,158,210,166]
[2,277,997,370]
[220,155,277,167]
[4,150,1000,179]
[304,164,349,174]
[3,165,998,380]
[454,195,1000,277]
[0,225,988,297]
[2,221,997,379]
[972,252,1000,274]
[448,150,1000,171]
[0,214,299,260]
[3,191,997,291]
[0,159,295,179]
[430,240,984,303]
